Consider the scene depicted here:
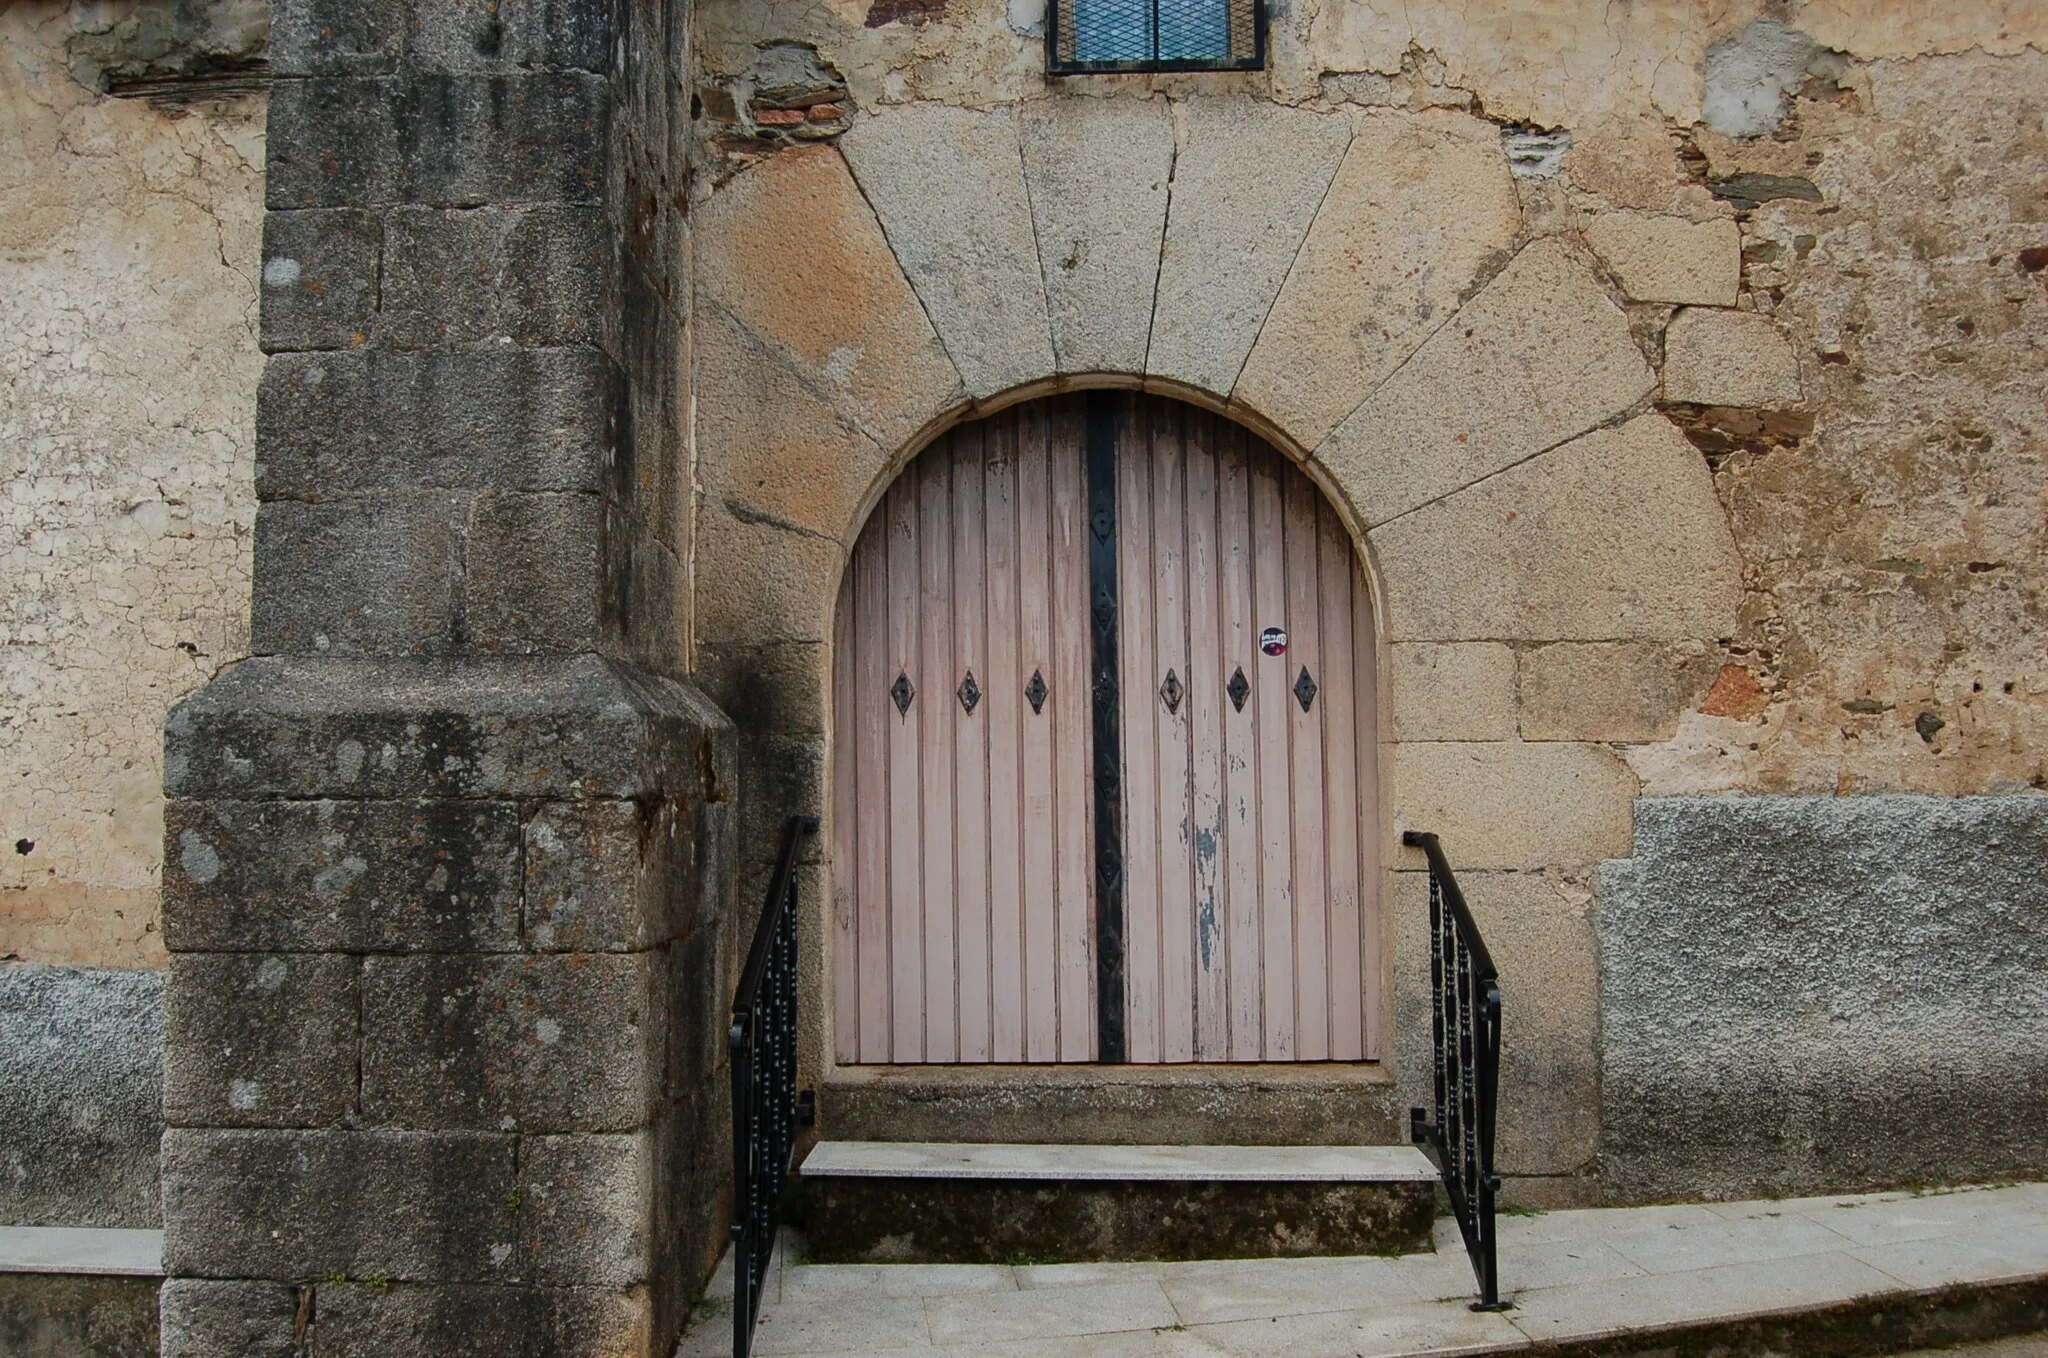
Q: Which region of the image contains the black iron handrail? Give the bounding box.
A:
[730,814,819,1358]
[1402,829,1508,1311]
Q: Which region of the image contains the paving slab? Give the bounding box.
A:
[800,1141,1436,1182]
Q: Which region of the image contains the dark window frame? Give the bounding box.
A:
[1045,0,1266,75]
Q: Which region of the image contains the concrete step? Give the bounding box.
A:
[797,1141,1439,1264]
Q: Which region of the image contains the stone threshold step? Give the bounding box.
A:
[0,1227,163,1277]
[799,1141,1438,1182]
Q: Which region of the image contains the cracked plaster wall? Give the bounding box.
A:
[2,2,263,970]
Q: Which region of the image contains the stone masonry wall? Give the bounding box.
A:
[1,2,265,970]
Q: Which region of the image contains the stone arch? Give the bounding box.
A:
[690,95,1743,1100]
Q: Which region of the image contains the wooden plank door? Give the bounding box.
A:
[833,393,1380,1064]
[832,401,1096,1063]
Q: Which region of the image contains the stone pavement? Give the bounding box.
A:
[678,1182,2048,1357]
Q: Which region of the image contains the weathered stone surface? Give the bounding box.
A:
[1235,110,1521,450]
[693,499,844,648]
[465,491,602,652]
[1584,212,1741,306]
[259,209,381,352]
[1392,870,1599,1180]
[1386,642,1515,742]
[163,799,523,953]
[1601,796,2048,1201]
[158,1279,297,1358]
[1373,414,1742,642]
[0,966,163,1228]
[360,953,662,1133]
[1663,306,1803,406]
[1148,99,1350,397]
[694,147,962,456]
[840,106,1055,399]
[268,0,403,75]
[525,800,696,952]
[161,1128,519,1282]
[519,1132,655,1286]
[1392,741,1636,869]
[311,1282,652,1358]
[0,1272,160,1358]
[257,347,613,497]
[405,0,611,74]
[163,953,360,1128]
[380,204,608,349]
[1317,239,1655,527]
[250,492,468,655]
[164,656,734,802]
[1518,640,1724,743]
[691,304,888,545]
[1018,97,1175,376]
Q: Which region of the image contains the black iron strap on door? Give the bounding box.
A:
[730,814,820,1358]
[1086,393,1128,1064]
[1403,829,1509,1312]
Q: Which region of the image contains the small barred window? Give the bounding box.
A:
[1048,0,1264,73]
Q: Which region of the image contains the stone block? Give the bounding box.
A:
[161,1128,519,1283]
[465,492,602,652]
[1373,414,1742,642]
[1386,642,1516,742]
[360,953,664,1133]
[163,954,360,1129]
[405,0,612,74]
[1317,239,1655,527]
[0,966,163,1228]
[250,493,467,655]
[159,1279,300,1358]
[525,800,695,952]
[164,799,523,953]
[1018,98,1175,376]
[694,499,844,648]
[1391,871,1599,1178]
[1148,98,1351,397]
[1601,796,2048,1201]
[164,656,734,803]
[268,75,608,209]
[693,147,962,456]
[309,1282,653,1358]
[503,205,611,347]
[379,206,515,346]
[841,105,1056,399]
[695,641,827,738]
[668,924,727,1101]
[1236,110,1521,450]
[1663,306,1803,406]
[733,731,824,872]
[259,209,382,352]
[0,1274,158,1355]
[1392,741,1636,869]
[269,0,404,75]
[1584,212,1741,306]
[691,304,887,545]
[257,347,613,497]
[519,1132,655,1287]
[1518,641,1724,742]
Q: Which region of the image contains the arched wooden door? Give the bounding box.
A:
[832,393,1381,1065]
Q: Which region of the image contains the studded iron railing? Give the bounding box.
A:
[731,814,820,1358]
[1403,830,1509,1312]
[1048,0,1264,74]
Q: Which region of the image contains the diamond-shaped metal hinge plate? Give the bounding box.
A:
[958,671,981,715]
[1294,667,1318,712]
[1159,668,1183,715]
[1226,666,1250,713]
[1025,669,1048,714]
[891,671,915,716]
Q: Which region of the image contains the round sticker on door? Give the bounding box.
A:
[1259,627,1288,657]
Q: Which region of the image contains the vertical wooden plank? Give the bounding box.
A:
[885,475,925,1062]
[832,570,860,1064]
[1151,403,1198,1064]
[1283,468,1330,1061]
[1049,399,1096,1061]
[952,430,993,1063]
[1248,446,1295,1060]
[853,495,893,1062]
[918,451,958,1062]
[985,412,1026,1063]
[1355,552,1384,1063]
[1217,427,1265,1062]
[1318,499,1364,1061]
[1017,407,1060,1062]
[1182,410,1229,1061]
[1117,398,1163,1063]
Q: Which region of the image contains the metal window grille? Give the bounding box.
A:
[1048,0,1264,73]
